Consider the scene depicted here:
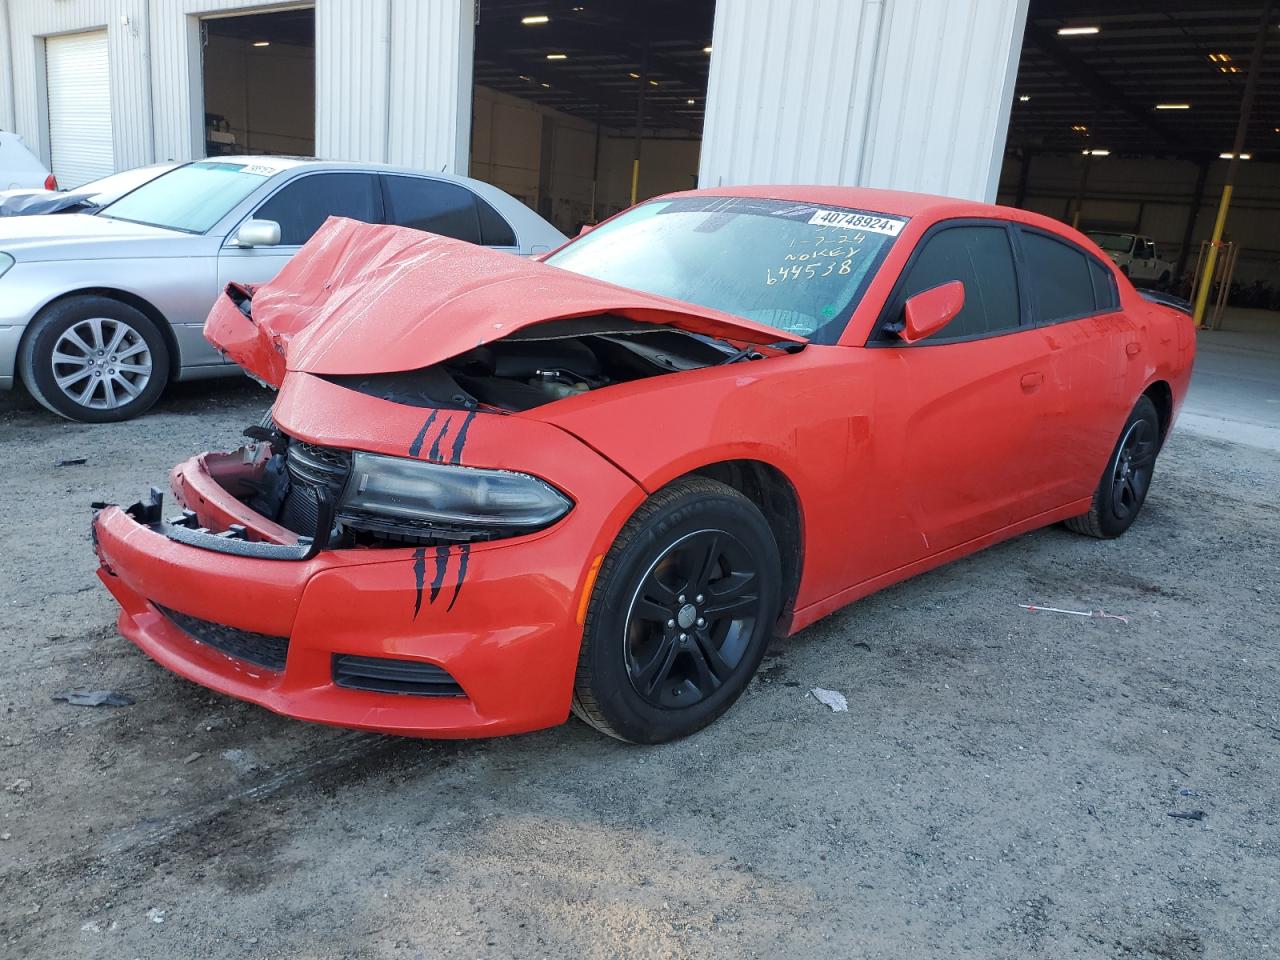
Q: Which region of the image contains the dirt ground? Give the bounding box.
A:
[1,378,1277,960]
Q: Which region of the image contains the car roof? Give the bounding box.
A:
[654,184,1077,236]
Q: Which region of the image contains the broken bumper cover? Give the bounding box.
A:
[91,444,643,738]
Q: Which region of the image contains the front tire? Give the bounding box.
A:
[572,477,781,744]
[1065,396,1161,539]
[19,296,170,423]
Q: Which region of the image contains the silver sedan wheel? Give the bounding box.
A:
[50,317,153,410]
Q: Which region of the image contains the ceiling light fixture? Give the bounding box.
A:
[1155,103,1190,110]
[541,82,551,88]
[252,40,270,47]
[1019,94,1031,102]
[546,52,567,60]
[648,79,658,86]
[521,15,550,25]
[687,98,696,105]
[1072,124,1089,133]
[629,71,640,78]
[703,45,712,53]
[1083,149,1111,156]
[1220,152,1251,160]
[1058,26,1099,36]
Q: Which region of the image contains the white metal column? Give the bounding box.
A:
[700,0,1030,202]
[45,29,115,187]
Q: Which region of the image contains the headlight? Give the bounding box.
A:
[0,253,13,279]
[337,451,573,542]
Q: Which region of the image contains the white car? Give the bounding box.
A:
[0,157,567,422]
[0,131,56,191]
[1087,232,1174,288]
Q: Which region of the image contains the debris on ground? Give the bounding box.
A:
[56,457,88,467]
[6,778,31,795]
[146,907,166,924]
[1019,604,1130,624]
[1168,810,1207,821]
[51,689,135,707]
[809,688,849,712]
[182,752,202,764]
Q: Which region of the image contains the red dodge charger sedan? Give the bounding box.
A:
[91,186,1195,743]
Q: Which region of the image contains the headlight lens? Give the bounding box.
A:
[338,451,573,540]
[0,253,13,278]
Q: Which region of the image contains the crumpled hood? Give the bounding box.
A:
[205,217,804,386]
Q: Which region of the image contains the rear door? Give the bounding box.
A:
[859,220,1056,573]
[381,175,520,252]
[1016,227,1140,506]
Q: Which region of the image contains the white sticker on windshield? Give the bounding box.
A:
[807,210,905,236]
[238,163,282,177]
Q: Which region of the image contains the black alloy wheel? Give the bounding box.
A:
[1065,395,1161,539]
[572,477,781,743]
[624,529,762,709]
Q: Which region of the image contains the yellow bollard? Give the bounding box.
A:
[1192,184,1233,328]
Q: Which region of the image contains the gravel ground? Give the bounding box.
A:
[1,379,1277,960]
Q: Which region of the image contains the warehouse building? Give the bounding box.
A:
[0,0,1276,299]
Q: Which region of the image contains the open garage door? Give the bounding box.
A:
[1001,0,1280,313]
[201,8,315,158]
[471,1,714,235]
[45,30,114,188]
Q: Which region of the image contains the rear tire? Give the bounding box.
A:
[1065,396,1161,539]
[19,296,170,423]
[571,477,781,744]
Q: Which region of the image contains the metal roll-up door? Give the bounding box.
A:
[45,30,114,188]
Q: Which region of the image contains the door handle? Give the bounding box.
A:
[1126,342,1142,357]
[1020,371,1044,391]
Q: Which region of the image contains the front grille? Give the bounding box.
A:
[156,604,290,671]
[280,438,351,535]
[332,654,465,697]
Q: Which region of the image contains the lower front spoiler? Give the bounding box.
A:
[92,502,592,739]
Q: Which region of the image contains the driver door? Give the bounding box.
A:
[856,222,1056,578]
[217,171,384,295]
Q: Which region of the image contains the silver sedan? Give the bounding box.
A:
[0,157,567,422]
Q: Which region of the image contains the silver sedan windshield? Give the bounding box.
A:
[97,161,276,234]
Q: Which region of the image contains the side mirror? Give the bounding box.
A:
[234,218,281,248]
[901,280,965,344]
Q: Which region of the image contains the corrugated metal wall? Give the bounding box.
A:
[700,0,1029,202]
[0,0,16,132]
[1,0,474,174]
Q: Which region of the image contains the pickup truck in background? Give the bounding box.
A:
[1087,231,1175,288]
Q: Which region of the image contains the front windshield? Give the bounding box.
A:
[545,197,906,343]
[1088,232,1134,254]
[98,160,280,233]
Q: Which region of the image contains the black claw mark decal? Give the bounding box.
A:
[449,411,476,465]
[430,545,450,605]
[408,410,439,458]
[447,543,471,612]
[411,547,427,618]
[428,418,452,463]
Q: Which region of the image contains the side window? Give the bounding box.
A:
[382,175,481,244]
[476,196,517,247]
[892,225,1021,341]
[252,173,380,246]
[1088,257,1120,312]
[1020,231,1097,323]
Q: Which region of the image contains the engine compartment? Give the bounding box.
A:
[322,316,763,412]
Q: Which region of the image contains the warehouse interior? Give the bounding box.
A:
[201,7,317,159]
[470,0,714,234]
[1002,0,1280,311]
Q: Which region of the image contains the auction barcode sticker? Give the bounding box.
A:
[807,210,905,236]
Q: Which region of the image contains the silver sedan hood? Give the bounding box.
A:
[0,213,198,262]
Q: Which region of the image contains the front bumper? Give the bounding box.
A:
[92,392,645,737]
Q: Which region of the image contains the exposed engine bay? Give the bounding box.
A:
[322,316,770,412]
